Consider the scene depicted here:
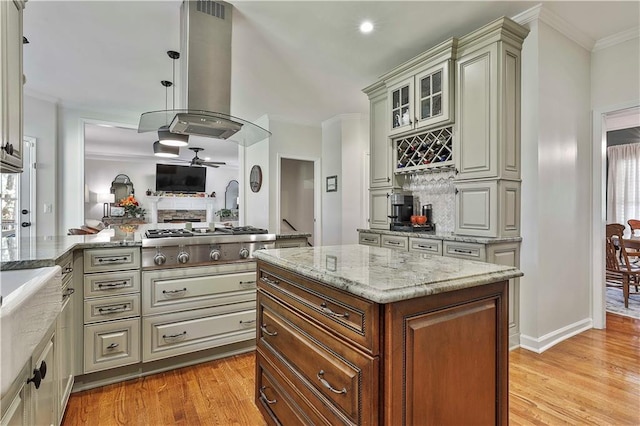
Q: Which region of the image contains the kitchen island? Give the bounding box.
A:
[253,244,522,425]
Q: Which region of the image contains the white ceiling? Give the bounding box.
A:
[22,1,640,163]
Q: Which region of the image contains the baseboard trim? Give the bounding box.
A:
[519,318,593,353]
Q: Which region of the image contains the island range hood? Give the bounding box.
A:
[138,0,270,147]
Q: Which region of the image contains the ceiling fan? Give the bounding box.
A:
[173,147,226,168]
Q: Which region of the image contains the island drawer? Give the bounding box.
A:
[83,247,141,273]
[358,232,381,247]
[84,270,141,298]
[409,237,443,255]
[257,291,378,425]
[257,262,380,355]
[84,294,141,324]
[84,318,140,373]
[381,234,409,251]
[142,301,256,362]
[443,241,487,261]
[256,352,324,426]
[58,252,74,285]
[142,269,256,315]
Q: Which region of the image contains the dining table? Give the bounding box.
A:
[623,234,640,250]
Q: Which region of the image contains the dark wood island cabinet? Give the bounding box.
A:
[253,245,521,425]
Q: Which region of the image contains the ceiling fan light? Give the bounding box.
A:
[158,125,189,147]
[153,141,180,158]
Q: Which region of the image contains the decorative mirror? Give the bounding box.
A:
[110,174,134,204]
[225,180,239,209]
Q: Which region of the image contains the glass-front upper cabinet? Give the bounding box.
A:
[387,59,454,137]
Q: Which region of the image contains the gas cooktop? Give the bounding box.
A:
[145,226,269,239]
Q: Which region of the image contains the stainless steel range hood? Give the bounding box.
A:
[138,0,270,146]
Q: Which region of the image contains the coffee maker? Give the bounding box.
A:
[388,193,413,231]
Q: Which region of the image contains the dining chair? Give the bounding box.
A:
[605,223,640,308]
[628,219,640,233]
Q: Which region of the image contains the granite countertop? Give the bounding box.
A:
[275,232,311,239]
[254,244,523,304]
[1,223,306,270]
[357,228,522,244]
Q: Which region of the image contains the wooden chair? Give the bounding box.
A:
[605,224,640,308]
[628,219,640,234]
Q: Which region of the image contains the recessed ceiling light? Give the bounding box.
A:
[360,21,374,34]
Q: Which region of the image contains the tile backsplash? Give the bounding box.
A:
[403,170,456,234]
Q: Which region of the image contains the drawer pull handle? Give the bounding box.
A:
[260,276,280,286]
[163,288,187,295]
[163,331,187,340]
[317,370,347,395]
[62,266,73,274]
[239,319,256,325]
[97,281,128,288]
[62,288,75,300]
[362,238,375,242]
[386,241,401,246]
[260,324,278,336]
[417,244,434,249]
[259,386,276,404]
[319,302,349,318]
[239,280,256,286]
[98,304,129,314]
[106,343,119,350]
[453,249,473,254]
[97,257,128,263]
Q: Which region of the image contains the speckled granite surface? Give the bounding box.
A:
[254,244,522,304]
[275,233,311,239]
[357,228,522,244]
[1,223,297,271]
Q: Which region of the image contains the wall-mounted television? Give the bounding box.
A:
[155,164,206,193]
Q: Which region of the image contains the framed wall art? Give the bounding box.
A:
[326,175,337,192]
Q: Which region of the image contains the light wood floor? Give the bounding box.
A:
[63,313,639,426]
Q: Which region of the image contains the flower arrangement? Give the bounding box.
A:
[119,195,146,218]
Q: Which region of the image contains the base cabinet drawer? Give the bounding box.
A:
[142,301,257,362]
[409,237,443,255]
[443,241,487,261]
[84,318,140,373]
[256,352,323,426]
[381,235,408,251]
[358,232,381,247]
[84,294,141,324]
[84,247,141,273]
[84,270,141,298]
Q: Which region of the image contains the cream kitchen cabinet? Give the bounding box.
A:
[454,179,520,238]
[0,363,28,426]
[365,82,395,189]
[56,252,76,424]
[83,247,141,373]
[369,188,392,230]
[0,0,25,173]
[387,57,454,137]
[454,18,527,181]
[30,332,56,426]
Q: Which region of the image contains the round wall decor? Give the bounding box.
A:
[250,165,262,193]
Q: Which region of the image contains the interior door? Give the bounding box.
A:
[19,138,35,238]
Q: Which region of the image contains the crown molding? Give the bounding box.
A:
[512,4,595,51]
[593,26,640,52]
[24,88,60,104]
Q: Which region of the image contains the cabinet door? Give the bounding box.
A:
[0,0,24,173]
[369,188,391,230]
[455,44,498,179]
[369,90,394,188]
[57,287,74,421]
[415,60,453,130]
[31,335,56,426]
[1,382,27,426]
[387,78,414,136]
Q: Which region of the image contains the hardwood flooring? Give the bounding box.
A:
[63,313,639,426]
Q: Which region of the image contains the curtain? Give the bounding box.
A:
[607,142,640,228]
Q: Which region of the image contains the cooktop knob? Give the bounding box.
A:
[154,252,167,266]
[239,248,250,259]
[177,251,190,264]
[210,249,221,261]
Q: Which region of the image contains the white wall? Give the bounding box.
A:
[243,115,270,231]
[519,17,593,351]
[591,37,640,109]
[23,95,57,236]
[321,117,342,245]
[84,158,238,221]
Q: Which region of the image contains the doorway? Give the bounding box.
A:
[592,103,640,328]
[280,158,316,246]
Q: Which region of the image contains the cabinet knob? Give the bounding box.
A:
[3,143,14,155]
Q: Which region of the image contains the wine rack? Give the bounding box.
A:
[394,126,453,174]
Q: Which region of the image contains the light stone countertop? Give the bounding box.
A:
[357,228,522,244]
[1,223,299,271]
[254,244,523,304]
